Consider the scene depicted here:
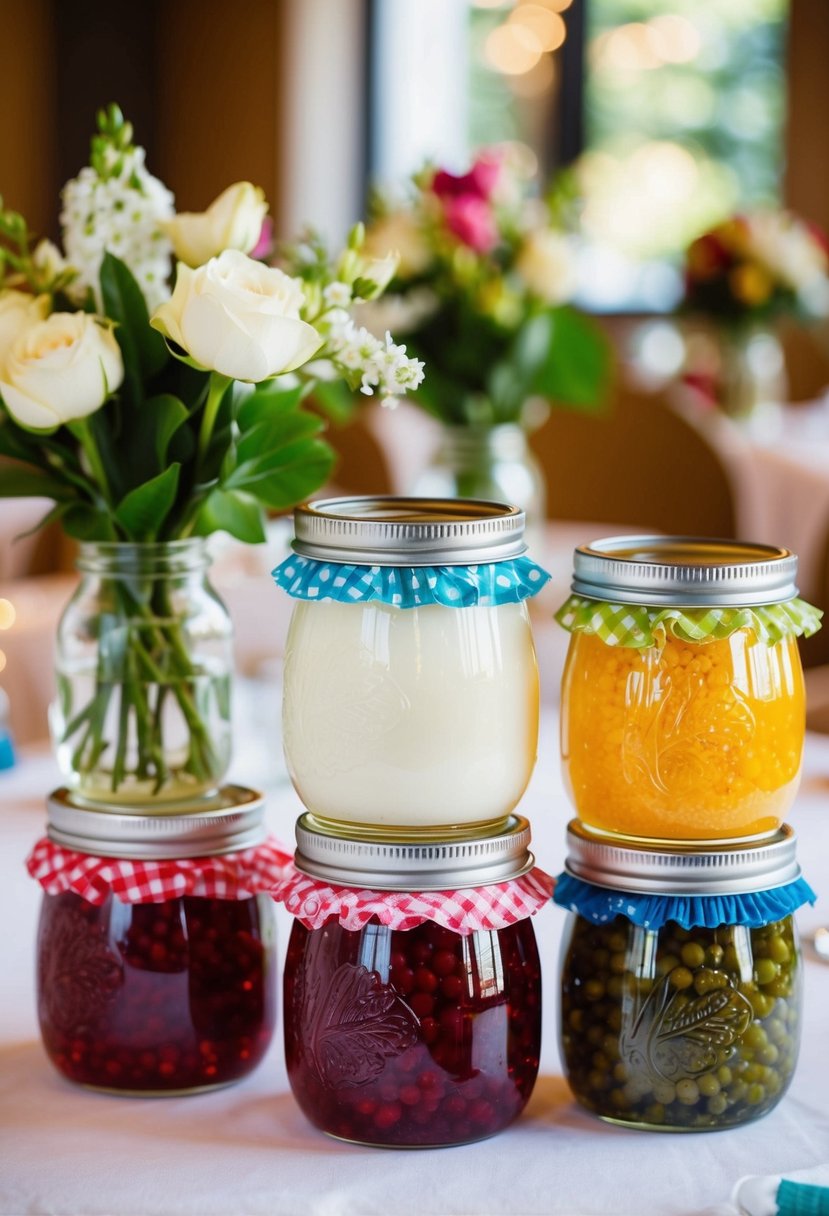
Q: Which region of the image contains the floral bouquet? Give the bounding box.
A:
[354,150,609,430]
[682,210,829,325]
[679,210,829,421]
[0,105,423,800]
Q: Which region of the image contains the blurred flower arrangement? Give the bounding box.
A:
[0,104,423,800]
[682,211,829,326]
[680,210,829,423]
[354,150,609,430]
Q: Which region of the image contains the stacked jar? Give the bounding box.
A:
[272,496,553,1146]
[552,536,820,1130]
[29,539,292,1094]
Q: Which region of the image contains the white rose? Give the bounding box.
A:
[0,312,124,431]
[514,229,579,305]
[162,182,268,268]
[0,291,50,362]
[150,249,323,381]
[364,212,431,278]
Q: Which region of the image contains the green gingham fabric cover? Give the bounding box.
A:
[554,594,822,649]
[273,553,551,607]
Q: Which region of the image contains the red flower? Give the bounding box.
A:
[432,155,501,203]
[442,196,499,253]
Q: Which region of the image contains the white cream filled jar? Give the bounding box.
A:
[274,497,550,838]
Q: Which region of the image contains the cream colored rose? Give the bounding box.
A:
[0,312,124,431]
[150,249,323,381]
[514,229,579,305]
[0,291,50,362]
[364,212,431,278]
[162,182,268,267]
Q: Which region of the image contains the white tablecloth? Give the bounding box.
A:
[1,704,828,1216]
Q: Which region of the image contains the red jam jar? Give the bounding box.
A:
[280,814,547,1147]
[30,788,280,1095]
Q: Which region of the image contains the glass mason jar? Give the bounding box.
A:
[51,540,234,807]
[277,497,547,838]
[34,789,277,1095]
[556,822,808,1131]
[282,815,543,1147]
[412,424,547,552]
[559,538,818,842]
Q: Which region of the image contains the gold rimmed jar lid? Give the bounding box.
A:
[293,813,534,891]
[292,496,527,566]
[564,820,801,896]
[571,536,798,607]
[46,786,266,859]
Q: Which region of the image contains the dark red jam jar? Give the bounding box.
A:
[279,814,548,1147]
[29,787,282,1095]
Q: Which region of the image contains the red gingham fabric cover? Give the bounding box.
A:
[26,836,293,906]
[272,861,554,934]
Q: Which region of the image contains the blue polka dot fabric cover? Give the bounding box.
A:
[553,872,816,931]
[272,553,551,607]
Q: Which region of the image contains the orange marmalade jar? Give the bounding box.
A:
[558,538,821,843]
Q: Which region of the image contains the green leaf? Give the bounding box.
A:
[0,463,73,500]
[193,488,267,543]
[122,393,190,485]
[100,252,168,398]
[310,379,359,424]
[114,463,181,540]
[234,410,324,470]
[238,382,305,431]
[236,437,334,510]
[62,504,118,542]
[525,306,611,411]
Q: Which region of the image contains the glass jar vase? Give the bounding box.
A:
[412,424,547,550]
[279,814,546,1147]
[555,821,812,1131]
[275,497,549,838]
[29,788,281,1095]
[557,537,820,842]
[51,540,233,806]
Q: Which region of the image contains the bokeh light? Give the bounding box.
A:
[485,21,542,75]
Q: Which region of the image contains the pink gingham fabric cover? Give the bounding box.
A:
[26,836,293,906]
[273,861,554,934]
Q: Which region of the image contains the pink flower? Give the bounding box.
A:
[250,216,274,261]
[432,155,501,203]
[442,196,499,254]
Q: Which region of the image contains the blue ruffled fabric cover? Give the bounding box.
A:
[272,553,551,607]
[553,871,816,931]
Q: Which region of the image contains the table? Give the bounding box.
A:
[1,702,828,1216]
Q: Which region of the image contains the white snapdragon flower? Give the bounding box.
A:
[60,145,175,312]
[323,281,352,308]
[327,319,424,407]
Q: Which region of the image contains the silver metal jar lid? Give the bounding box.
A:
[46,786,266,859]
[571,536,798,607]
[564,820,801,896]
[293,813,535,890]
[292,496,527,566]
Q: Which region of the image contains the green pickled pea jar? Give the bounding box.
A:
[555,822,811,1131]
